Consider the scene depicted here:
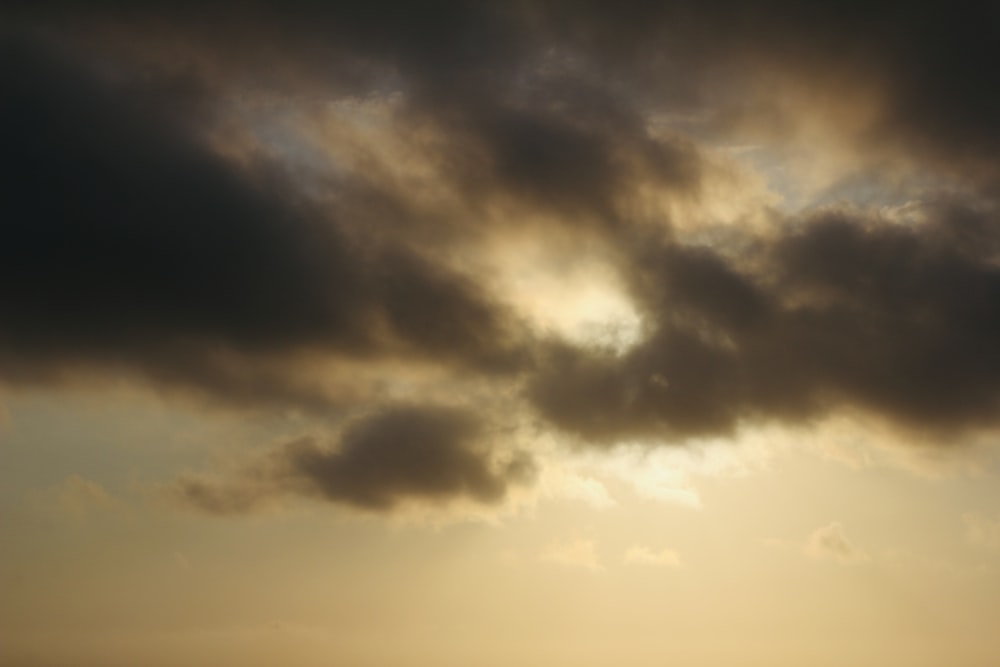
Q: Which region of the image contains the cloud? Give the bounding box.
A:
[804,522,869,564]
[540,467,617,510]
[2,0,1000,506]
[623,545,681,568]
[528,205,1000,446]
[540,538,603,572]
[170,404,535,514]
[7,1,1000,187]
[0,32,527,409]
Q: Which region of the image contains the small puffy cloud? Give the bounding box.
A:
[963,512,1000,551]
[169,404,534,516]
[623,545,681,568]
[540,539,603,572]
[804,522,869,565]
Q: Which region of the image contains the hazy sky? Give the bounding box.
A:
[3,2,1000,665]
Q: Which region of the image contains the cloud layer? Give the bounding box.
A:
[3,2,1000,511]
[0,33,525,406]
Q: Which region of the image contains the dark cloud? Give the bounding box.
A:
[0,33,525,407]
[414,70,703,230]
[8,0,1000,166]
[172,405,535,513]
[535,1,1000,173]
[529,205,1000,445]
[2,0,1000,461]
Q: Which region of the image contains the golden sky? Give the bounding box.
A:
[2,2,1000,665]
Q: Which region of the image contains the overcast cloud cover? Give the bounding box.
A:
[3,0,1000,513]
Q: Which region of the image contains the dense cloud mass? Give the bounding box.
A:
[530,207,1000,443]
[3,1,1000,509]
[0,33,525,407]
[173,405,534,513]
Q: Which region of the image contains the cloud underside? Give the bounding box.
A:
[3,2,1000,511]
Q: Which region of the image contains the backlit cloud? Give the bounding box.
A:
[2,1,1000,515]
[170,404,534,514]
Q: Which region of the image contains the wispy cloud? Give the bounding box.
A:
[804,522,869,565]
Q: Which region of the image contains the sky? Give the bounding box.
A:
[2,2,1000,665]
